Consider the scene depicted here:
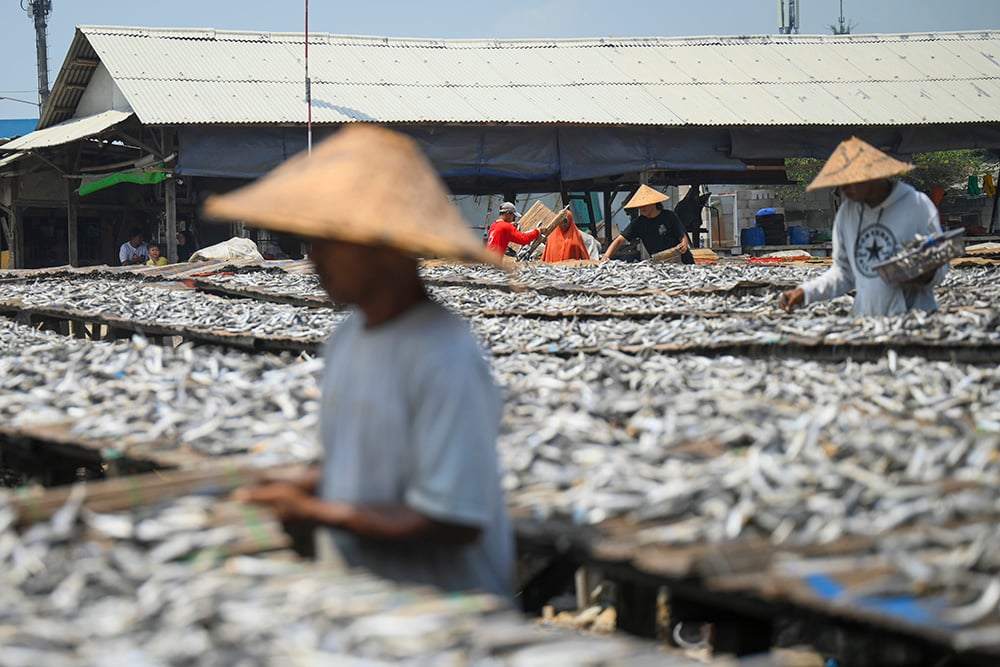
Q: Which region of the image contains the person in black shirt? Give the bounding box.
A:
[601,184,693,264]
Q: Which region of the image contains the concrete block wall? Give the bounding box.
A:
[709,184,837,239]
[783,189,837,234]
[735,189,783,231]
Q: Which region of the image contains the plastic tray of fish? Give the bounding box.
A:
[873,228,965,285]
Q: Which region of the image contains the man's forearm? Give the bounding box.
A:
[601,236,625,261]
[305,499,480,544]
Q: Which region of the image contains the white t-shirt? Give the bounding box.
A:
[316,300,513,598]
[119,241,148,264]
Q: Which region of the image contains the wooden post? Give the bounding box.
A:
[66,144,82,268]
[165,178,177,261]
[0,212,13,269]
[603,191,615,248]
[66,179,79,267]
[163,129,178,262]
[991,163,999,233]
[0,179,21,269]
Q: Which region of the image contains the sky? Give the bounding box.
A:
[1,0,999,118]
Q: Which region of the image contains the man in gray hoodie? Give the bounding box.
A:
[779,137,947,317]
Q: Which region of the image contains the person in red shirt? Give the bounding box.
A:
[486,202,540,256]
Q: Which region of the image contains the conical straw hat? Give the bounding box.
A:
[623,184,670,209]
[203,124,499,265]
[807,137,914,191]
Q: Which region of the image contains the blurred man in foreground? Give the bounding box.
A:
[204,125,513,598]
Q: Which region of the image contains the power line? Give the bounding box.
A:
[0,95,40,106]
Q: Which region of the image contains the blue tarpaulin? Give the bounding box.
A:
[0,118,38,141]
[177,125,750,183]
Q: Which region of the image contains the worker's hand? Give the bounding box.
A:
[777,288,805,313]
[233,482,316,522]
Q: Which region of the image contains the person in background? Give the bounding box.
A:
[541,210,590,262]
[119,227,148,266]
[176,229,197,262]
[601,185,693,264]
[673,184,712,249]
[778,137,947,317]
[486,201,540,256]
[206,125,514,599]
[145,243,169,266]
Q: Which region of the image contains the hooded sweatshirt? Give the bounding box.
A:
[542,211,590,262]
[802,180,947,317]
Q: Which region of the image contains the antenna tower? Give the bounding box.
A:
[24,0,53,111]
[777,0,800,35]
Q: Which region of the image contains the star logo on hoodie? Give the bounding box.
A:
[855,224,898,279]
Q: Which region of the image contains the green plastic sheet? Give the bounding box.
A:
[78,168,167,197]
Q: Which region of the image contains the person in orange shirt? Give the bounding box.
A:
[542,210,590,262]
[486,202,540,256]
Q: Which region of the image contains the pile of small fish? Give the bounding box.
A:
[473,308,1000,355]
[0,319,321,460]
[195,269,330,304]
[2,270,999,358]
[0,488,701,666]
[0,277,343,341]
[4,259,1000,635]
[493,351,1000,542]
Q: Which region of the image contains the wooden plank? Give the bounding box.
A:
[10,462,308,527]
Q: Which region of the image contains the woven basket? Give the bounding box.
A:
[873,228,965,284]
[650,245,683,264]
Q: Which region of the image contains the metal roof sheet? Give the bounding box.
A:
[0,152,26,170]
[36,27,1000,129]
[1,110,133,151]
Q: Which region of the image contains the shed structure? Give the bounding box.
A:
[1,26,999,268]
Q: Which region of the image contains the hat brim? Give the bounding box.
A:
[807,137,915,191]
[624,184,670,208]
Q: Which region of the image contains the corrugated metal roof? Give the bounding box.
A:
[0,152,26,170]
[37,27,1000,129]
[2,110,132,150]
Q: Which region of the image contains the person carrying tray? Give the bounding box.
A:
[205,125,513,599]
[778,137,948,316]
[600,185,693,264]
[486,201,540,257]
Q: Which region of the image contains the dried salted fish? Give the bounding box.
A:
[493,351,1000,547]
[0,319,321,460]
[0,277,343,341]
[0,489,690,665]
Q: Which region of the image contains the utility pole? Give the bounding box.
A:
[26,0,53,112]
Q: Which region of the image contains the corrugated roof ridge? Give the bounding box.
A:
[77,25,999,47]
